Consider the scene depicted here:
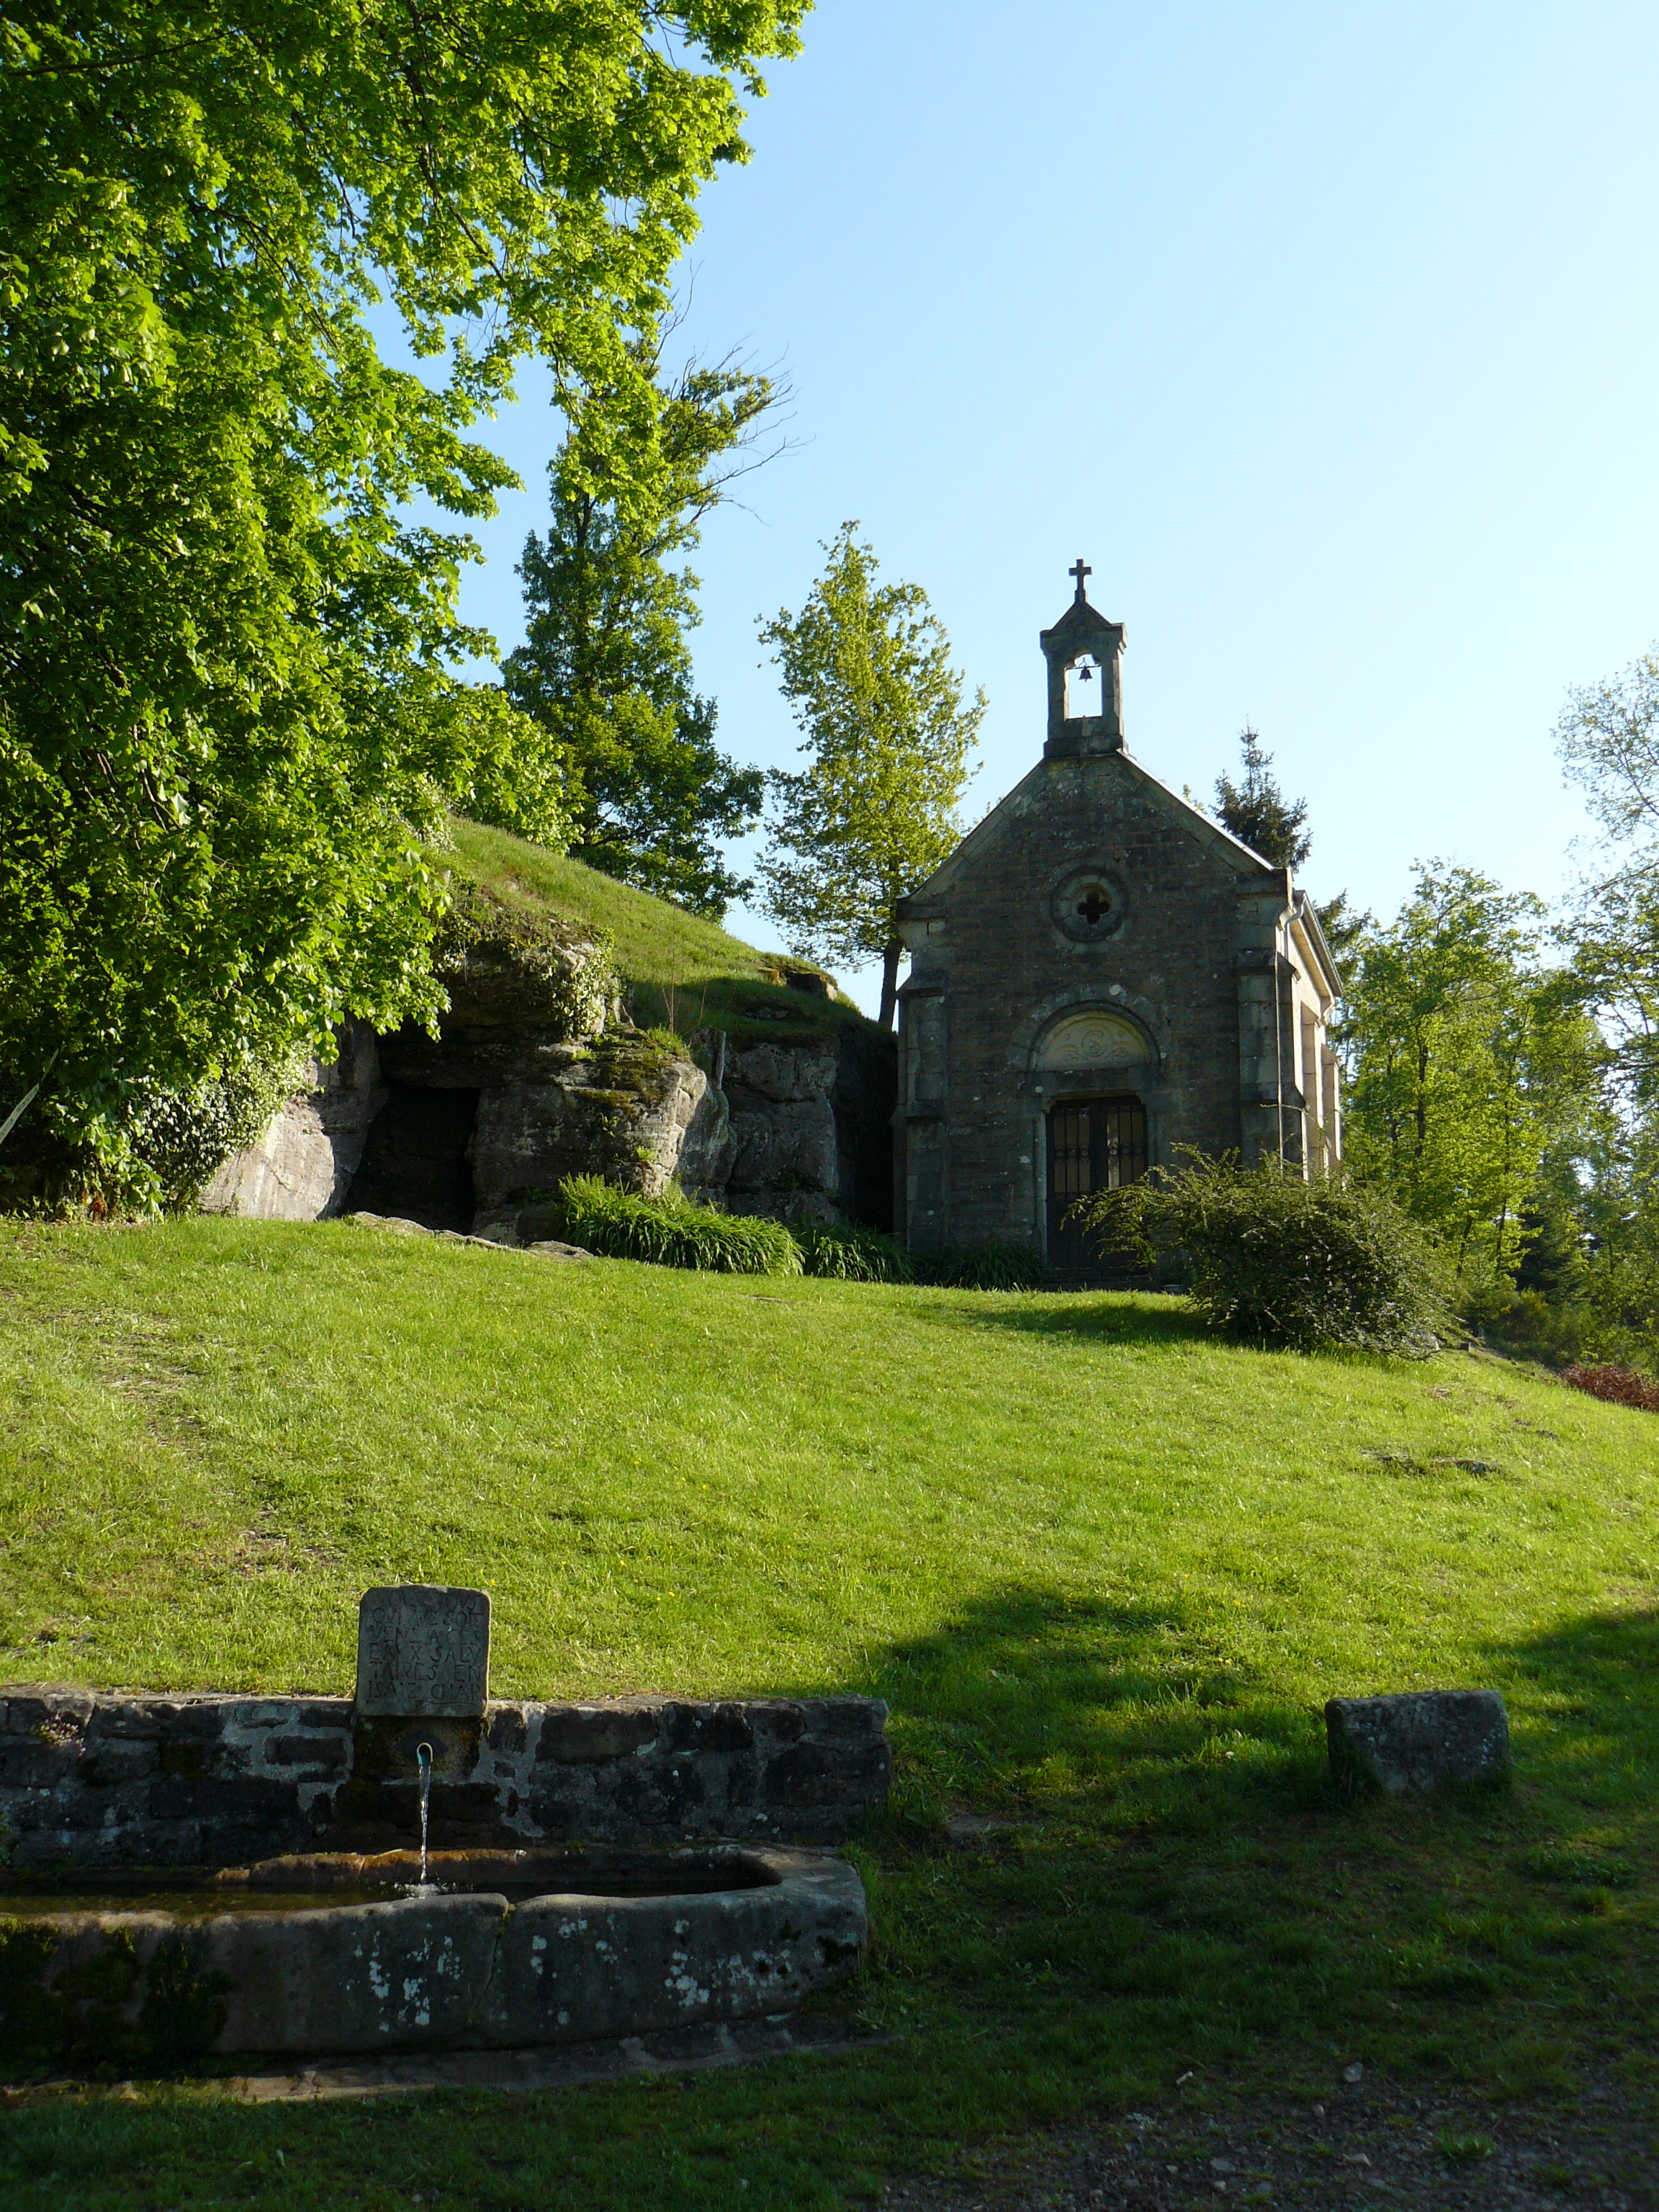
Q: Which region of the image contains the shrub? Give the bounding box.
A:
[1473,1286,1659,1385]
[134,1046,311,1209]
[1079,1152,1449,1355]
[910,1242,1052,1292]
[793,1220,913,1282]
[1563,1362,1659,1413]
[556,1177,801,1277]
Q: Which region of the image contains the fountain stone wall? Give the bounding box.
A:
[0,1587,891,1871]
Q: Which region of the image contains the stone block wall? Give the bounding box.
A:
[896,752,1258,1256]
[0,1691,891,1869]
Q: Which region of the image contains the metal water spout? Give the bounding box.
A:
[415,1741,433,1885]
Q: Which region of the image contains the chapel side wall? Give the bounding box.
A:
[918,755,1249,1254]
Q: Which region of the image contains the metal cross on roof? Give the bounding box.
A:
[1069,557,1092,601]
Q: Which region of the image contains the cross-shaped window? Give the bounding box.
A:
[1076,888,1110,927]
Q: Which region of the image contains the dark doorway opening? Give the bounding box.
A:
[349,1084,480,1232]
[1046,1095,1147,1274]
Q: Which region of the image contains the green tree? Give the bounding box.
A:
[1210,727,1367,963]
[1213,727,1311,870]
[1311,889,1375,968]
[1552,647,1659,1346]
[1556,647,1659,1098]
[757,525,985,1030]
[505,341,782,914]
[0,0,804,1184]
[1341,864,1601,1279]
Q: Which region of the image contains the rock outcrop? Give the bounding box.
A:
[469,1033,715,1219]
[201,894,897,1235]
[199,1022,385,1222]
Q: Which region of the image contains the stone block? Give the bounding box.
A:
[726,1098,840,1197]
[743,1700,807,1745]
[264,1735,350,1775]
[763,1743,837,1805]
[727,1043,838,1106]
[292,1701,355,1732]
[3,1694,92,1735]
[87,1697,231,1743]
[354,1585,491,1718]
[348,1714,482,1785]
[200,1021,385,1221]
[0,1738,81,1786]
[613,1758,706,1826]
[484,1704,533,1758]
[1325,1691,1511,1794]
[800,1696,889,1743]
[81,1741,160,1787]
[664,1701,755,1755]
[536,1704,662,1766]
[0,1689,891,1863]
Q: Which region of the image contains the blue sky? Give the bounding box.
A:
[446,1,1659,1014]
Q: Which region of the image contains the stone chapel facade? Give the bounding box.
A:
[893,570,1342,1270]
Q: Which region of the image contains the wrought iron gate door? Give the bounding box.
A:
[1046,1097,1148,1273]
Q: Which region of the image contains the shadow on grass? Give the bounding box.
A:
[926,1295,1216,1352]
[834,1586,1659,2102]
[948,1295,1459,1377]
[855,1582,1659,1840]
[855,1583,1334,1838]
[1488,1603,1659,1829]
[9,1602,1658,2200]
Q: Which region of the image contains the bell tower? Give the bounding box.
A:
[1040,558,1126,759]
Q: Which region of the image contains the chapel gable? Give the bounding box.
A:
[893,565,1342,1271]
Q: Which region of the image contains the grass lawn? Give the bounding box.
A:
[446,818,872,1048]
[1,1215,1657,2207]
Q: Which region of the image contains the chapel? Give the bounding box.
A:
[892,565,1342,1272]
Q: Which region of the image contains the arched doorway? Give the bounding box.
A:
[1046,1095,1148,1273]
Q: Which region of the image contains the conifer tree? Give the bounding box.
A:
[1213,728,1312,870]
[1212,729,1368,963]
[505,346,782,915]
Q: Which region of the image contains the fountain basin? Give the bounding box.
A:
[0,1845,867,2066]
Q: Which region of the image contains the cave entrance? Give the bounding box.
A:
[349,1084,480,1233]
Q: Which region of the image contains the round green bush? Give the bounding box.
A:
[1079,1154,1449,1354]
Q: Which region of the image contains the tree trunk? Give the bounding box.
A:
[878,937,903,1032]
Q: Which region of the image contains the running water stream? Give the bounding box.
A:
[415,1742,433,1886]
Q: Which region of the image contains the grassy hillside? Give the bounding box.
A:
[446,817,875,1048]
[3,1216,1658,2206]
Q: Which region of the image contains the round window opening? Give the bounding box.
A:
[1050,866,1127,943]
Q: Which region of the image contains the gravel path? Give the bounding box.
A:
[879,2073,1658,2211]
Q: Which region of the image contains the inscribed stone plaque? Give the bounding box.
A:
[355,1585,491,1717]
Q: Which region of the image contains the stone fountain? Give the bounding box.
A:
[0,1588,880,2069]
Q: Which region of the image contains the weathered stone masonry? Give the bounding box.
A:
[894,574,1343,1265]
[0,1691,891,1869]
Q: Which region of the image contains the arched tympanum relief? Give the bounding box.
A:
[1038,1010,1149,1071]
